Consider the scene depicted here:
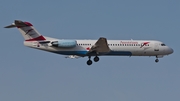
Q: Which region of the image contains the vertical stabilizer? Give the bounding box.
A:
[5,20,46,41]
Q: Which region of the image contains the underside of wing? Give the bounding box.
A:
[88,37,111,55]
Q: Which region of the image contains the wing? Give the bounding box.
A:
[88,37,111,55]
[65,55,81,59]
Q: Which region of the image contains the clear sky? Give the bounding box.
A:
[0,0,179,101]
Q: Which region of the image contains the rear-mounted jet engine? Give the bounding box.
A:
[51,40,77,48]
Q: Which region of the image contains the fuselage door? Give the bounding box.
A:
[154,43,159,51]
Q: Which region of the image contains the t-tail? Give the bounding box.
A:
[4,20,46,41]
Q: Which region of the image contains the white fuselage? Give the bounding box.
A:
[24,37,173,57]
[5,20,174,65]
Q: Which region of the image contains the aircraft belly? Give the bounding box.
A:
[106,51,132,56]
[131,47,157,56]
[54,51,88,56]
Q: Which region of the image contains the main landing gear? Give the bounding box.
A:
[86,56,100,65]
[87,59,93,65]
[94,56,99,62]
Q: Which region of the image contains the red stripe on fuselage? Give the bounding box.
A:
[25,35,46,41]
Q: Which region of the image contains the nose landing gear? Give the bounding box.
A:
[155,59,159,63]
[155,56,159,63]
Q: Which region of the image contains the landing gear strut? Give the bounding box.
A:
[87,56,92,65]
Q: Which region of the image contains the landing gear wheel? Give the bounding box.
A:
[155,59,159,63]
[87,60,93,65]
[94,56,99,62]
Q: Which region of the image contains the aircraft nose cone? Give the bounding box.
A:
[168,47,174,54]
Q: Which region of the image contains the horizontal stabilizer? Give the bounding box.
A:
[4,20,33,28]
[4,23,16,28]
[14,20,33,28]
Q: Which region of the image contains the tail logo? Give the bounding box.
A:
[25,29,33,35]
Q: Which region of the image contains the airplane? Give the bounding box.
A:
[4,20,174,65]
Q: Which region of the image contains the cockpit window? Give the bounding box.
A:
[161,43,166,46]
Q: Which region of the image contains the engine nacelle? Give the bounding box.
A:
[51,40,77,48]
